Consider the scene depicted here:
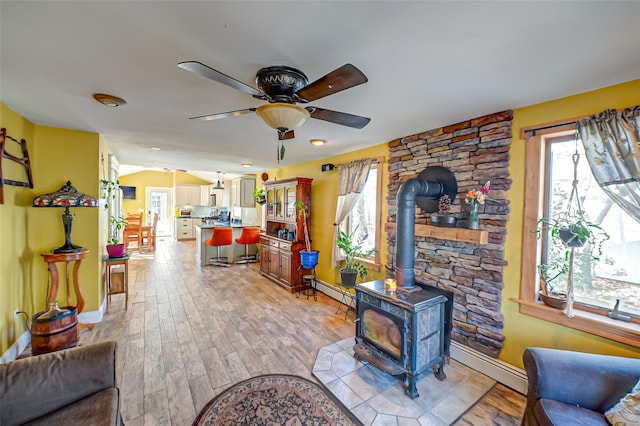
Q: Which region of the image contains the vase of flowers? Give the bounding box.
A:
[465,181,497,230]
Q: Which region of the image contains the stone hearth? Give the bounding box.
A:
[313,338,496,425]
[386,111,513,358]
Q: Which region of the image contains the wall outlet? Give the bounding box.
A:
[14,309,19,322]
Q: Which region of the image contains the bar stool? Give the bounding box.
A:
[235,227,260,264]
[205,227,233,267]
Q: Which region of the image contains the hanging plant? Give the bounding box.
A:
[532,151,610,315]
[253,188,267,205]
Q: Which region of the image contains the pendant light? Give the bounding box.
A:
[212,171,224,190]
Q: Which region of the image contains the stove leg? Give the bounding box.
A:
[434,361,447,381]
[404,374,419,399]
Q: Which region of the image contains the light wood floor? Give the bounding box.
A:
[79,238,525,425]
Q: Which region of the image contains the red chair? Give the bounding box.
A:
[205,227,233,267]
[235,227,261,264]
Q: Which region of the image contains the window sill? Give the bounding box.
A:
[512,298,640,348]
[360,258,381,273]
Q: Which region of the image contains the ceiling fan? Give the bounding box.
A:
[177,61,371,142]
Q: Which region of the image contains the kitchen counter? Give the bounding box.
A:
[195,223,242,229]
[195,225,259,266]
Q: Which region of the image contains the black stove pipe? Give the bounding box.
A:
[396,178,445,288]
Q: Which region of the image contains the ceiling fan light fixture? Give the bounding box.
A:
[310,138,326,146]
[256,103,309,131]
[92,93,126,107]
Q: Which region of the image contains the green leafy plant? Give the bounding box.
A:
[532,213,609,294]
[108,216,129,245]
[253,188,266,204]
[101,179,128,245]
[336,225,376,279]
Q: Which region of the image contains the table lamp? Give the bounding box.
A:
[33,181,98,253]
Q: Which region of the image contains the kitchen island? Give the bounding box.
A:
[195,224,259,266]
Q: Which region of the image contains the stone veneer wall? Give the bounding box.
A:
[386,110,513,358]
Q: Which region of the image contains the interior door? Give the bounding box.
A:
[146,187,172,237]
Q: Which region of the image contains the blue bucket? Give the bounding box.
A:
[300,250,319,269]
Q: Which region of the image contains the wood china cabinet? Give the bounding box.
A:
[260,177,312,293]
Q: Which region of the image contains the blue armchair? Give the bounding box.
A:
[522,347,640,425]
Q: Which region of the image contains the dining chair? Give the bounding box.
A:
[123,213,142,251]
[142,213,159,252]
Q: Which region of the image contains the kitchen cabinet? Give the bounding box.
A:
[197,226,257,266]
[175,185,201,206]
[231,177,256,208]
[259,236,270,275]
[263,236,294,288]
[176,217,194,239]
[260,177,313,293]
[200,186,212,205]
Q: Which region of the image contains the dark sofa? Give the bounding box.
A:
[0,341,123,425]
[522,347,640,426]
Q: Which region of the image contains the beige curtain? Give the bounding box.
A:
[332,158,374,267]
[577,106,640,223]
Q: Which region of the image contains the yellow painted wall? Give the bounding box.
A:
[260,144,389,286]
[30,125,102,315]
[501,79,640,367]
[1,103,35,354]
[119,170,211,222]
[1,102,102,355]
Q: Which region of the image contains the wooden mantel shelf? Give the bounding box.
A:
[385,222,489,245]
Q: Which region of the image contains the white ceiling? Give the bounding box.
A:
[1,1,639,182]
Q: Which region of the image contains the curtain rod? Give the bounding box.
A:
[519,118,580,139]
[519,104,639,140]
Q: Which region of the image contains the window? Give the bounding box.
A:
[347,160,383,268]
[519,124,640,347]
[544,136,640,317]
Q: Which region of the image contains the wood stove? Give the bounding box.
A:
[354,280,449,399]
[353,166,457,399]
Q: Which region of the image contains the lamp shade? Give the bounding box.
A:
[256,103,310,131]
[33,181,98,207]
[33,181,97,253]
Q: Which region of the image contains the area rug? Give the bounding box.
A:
[192,374,363,426]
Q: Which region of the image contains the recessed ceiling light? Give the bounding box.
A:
[241,163,252,168]
[93,93,126,107]
[310,139,326,146]
[150,147,160,151]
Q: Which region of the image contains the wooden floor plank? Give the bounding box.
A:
[76,238,524,425]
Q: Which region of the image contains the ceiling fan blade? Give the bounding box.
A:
[278,129,295,140]
[190,108,256,121]
[295,64,368,102]
[178,61,263,97]
[306,107,370,129]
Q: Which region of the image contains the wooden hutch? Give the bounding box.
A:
[259,177,312,293]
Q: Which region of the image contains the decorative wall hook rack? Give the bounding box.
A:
[0,128,34,204]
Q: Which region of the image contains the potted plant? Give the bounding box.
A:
[430,194,457,227]
[253,188,267,205]
[295,200,318,269]
[533,212,609,314]
[336,224,376,286]
[102,179,128,258]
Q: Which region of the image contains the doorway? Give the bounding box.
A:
[146,187,173,237]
